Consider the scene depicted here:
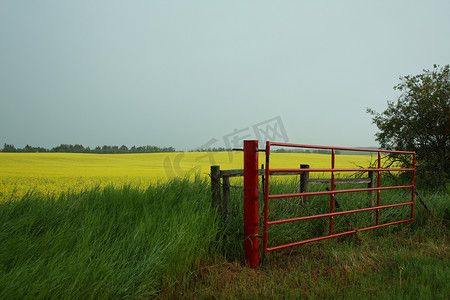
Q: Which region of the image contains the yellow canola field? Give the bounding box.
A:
[0,152,375,201]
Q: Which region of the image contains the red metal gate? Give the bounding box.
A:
[243,140,416,268]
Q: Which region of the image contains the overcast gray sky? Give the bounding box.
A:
[1,0,449,151]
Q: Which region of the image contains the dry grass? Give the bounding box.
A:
[158,230,449,299]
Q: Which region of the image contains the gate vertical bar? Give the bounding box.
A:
[411,152,416,218]
[263,141,270,253]
[376,152,381,225]
[244,140,259,268]
[329,149,335,235]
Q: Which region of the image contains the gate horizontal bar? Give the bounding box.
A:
[268,185,414,199]
[267,142,415,154]
[265,218,413,252]
[269,168,414,173]
[309,178,371,184]
[267,201,413,225]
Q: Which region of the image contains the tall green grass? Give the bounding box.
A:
[0,176,221,299]
[1,174,448,298]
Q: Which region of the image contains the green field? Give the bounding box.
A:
[0,153,448,298]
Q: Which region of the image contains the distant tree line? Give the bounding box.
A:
[1,143,175,154]
[274,148,342,155]
[191,147,342,154]
[190,147,231,152]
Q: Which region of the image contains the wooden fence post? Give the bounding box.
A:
[211,165,221,211]
[300,164,310,208]
[368,170,375,206]
[222,174,230,222]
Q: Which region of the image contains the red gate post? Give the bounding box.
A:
[244,140,259,268]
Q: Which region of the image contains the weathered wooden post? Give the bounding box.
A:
[222,174,230,222]
[211,165,221,211]
[300,164,310,208]
[368,170,375,207]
